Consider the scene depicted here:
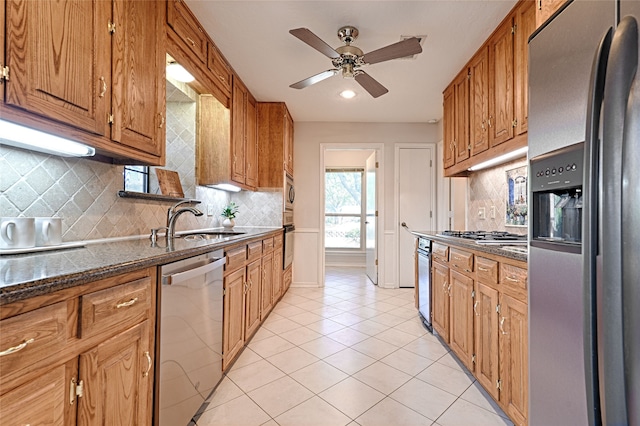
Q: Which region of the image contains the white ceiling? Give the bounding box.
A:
[185,0,517,123]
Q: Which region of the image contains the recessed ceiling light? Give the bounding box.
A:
[339,90,356,99]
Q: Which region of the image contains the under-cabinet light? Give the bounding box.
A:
[209,183,242,193]
[467,146,528,172]
[166,62,195,83]
[0,119,95,157]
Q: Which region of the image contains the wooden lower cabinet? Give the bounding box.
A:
[223,266,246,370]
[245,259,262,339]
[78,320,152,425]
[500,293,529,425]
[260,251,274,320]
[449,270,474,371]
[272,247,283,302]
[431,261,450,342]
[474,281,500,401]
[0,268,156,426]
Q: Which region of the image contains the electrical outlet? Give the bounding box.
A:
[478,207,486,220]
[490,205,496,219]
[207,204,214,216]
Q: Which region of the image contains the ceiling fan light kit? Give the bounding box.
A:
[289,25,423,98]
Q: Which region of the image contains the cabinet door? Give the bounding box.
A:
[78,320,153,426]
[272,247,283,302]
[536,0,565,28]
[469,47,490,156]
[514,1,536,136]
[245,93,259,188]
[500,293,528,426]
[431,261,450,342]
[0,360,76,426]
[223,267,245,369]
[245,259,262,338]
[442,84,456,169]
[284,108,294,175]
[231,78,246,184]
[488,17,515,147]
[454,70,470,163]
[474,281,500,401]
[111,0,164,158]
[1,0,5,103]
[4,0,110,135]
[260,252,274,320]
[449,270,474,371]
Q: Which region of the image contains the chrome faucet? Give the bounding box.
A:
[166,200,203,239]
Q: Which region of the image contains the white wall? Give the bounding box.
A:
[292,122,441,288]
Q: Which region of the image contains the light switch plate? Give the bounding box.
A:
[490,206,496,219]
[207,204,214,216]
[478,207,486,220]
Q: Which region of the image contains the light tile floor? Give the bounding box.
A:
[194,267,513,426]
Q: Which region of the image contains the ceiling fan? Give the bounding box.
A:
[289,26,423,98]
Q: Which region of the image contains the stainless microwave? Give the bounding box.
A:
[284,173,295,212]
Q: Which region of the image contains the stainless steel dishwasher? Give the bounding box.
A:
[157,249,225,426]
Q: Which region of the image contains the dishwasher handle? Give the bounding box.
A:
[162,257,226,285]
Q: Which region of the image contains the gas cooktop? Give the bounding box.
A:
[436,230,528,244]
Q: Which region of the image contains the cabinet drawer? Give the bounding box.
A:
[274,233,283,249]
[207,43,232,95]
[226,245,247,273]
[500,263,528,300]
[476,257,498,284]
[0,302,68,379]
[247,241,263,262]
[450,248,474,274]
[262,237,274,253]
[80,278,151,339]
[167,0,207,61]
[432,242,449,264]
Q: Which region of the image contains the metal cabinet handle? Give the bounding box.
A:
[500,317,508,335]
[474,301,479,316]
[478,267,489,272]
[0,338,35,357]
[488,116,493,128]
[143,351,152,377]
[186,36,196,47]
[158,114,165,128]
[447,284,452,295]
[99,76,107,98]
[116,298,138,308]
[442,282,448,292]
[506,276,519,283]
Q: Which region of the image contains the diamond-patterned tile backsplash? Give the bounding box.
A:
[467,157,528,234]
[1,78,282,241]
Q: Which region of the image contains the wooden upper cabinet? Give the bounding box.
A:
[488,16,515,147]
[442,84,456,169]
[454,69,470,163]
[4,0,110,136]
[207,42,232,98]
[196,94,231,186]
[231,78,247,183]
[1,0,6,102]
[469,47,490,156]
[536,0,565,28]
[245,93,259,188]
[111,0,165,158]
[166,0,207,62]
[514,0,536,136]
[257,102,295,188]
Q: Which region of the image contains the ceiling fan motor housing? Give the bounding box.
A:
[337,26,359,44]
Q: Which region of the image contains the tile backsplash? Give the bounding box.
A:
[467,157,528,234]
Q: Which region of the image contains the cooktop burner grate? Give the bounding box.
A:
[438,230,527,241]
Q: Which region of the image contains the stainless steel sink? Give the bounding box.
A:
[180,231,245,241]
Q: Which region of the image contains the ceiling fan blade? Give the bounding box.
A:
[355,72,389,98]
[363,37,423,65]
[290,69,339,89]
[290,28,341,59]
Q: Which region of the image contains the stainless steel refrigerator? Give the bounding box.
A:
[528,0,639,424]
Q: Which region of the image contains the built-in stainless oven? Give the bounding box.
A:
[417,237,432,332]
[283,224,295,269]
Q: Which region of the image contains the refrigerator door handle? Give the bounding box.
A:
[583,27,612,426]
[600,15,638,426]
[621,17,640,426]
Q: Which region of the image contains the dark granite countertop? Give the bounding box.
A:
[0,227,281,306]
[408,230,528,263]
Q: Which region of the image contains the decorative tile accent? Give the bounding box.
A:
[467,158,527,234]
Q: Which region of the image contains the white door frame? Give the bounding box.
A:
[319,143,385,288]
[394,143,436,288]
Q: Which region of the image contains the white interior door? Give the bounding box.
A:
[398,146,434,288]
[365,152,377,284]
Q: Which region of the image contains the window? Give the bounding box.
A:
[325,169,364,249]
[123,166,149,193]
